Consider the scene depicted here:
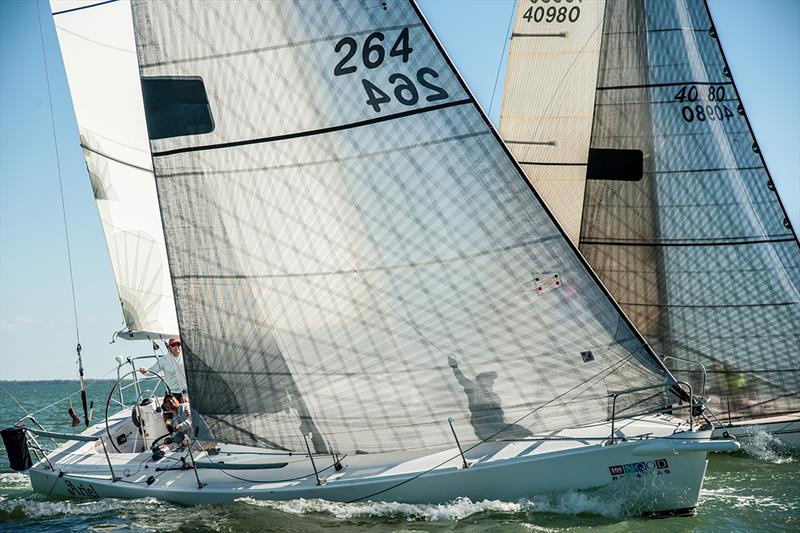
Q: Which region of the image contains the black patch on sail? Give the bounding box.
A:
[586,148,643,181]
[141,77,214,140]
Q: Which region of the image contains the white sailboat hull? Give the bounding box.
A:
[27,411,737,516]
[712,413,800,449]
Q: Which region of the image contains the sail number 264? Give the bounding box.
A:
[333,28,449,113]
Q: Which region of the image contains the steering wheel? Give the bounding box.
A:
[105,368,171,453]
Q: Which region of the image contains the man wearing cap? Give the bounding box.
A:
[140,338,188,403]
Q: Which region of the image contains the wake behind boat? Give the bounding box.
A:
[3,0,738,517]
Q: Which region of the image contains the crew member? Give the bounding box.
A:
[140,338,187,403]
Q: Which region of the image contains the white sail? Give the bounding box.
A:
[51,0,178,338]
[498,0,607,243]
[129,0,677,454]
[501,0,800,422]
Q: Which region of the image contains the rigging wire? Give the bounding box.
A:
[27,364,120,418]
[0,382,32,418]
[1,363,118,426]
[487,1,516,119]
[36,1,92,428]
[34,1,81,346]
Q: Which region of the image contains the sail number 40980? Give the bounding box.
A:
[333,28,449,113]
[522,0,582,24]
[674,85,737,123]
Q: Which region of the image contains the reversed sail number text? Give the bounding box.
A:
[674,85,736,123]
[333,28,449,113]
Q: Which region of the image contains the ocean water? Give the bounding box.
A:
[1,381,797,532]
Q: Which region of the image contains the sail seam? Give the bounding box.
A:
[598,81,732,90]
[582,237,795,247]
[505,140,556,146]
[152,99,472,157]
[605,28,711,35]
[620,301,799,309]
[707,370,800,374]
[155,131,490,179]
[54,24,136,54]
[52,0,119,16]
[519,161,587,167]
[173,235,561,280]
[648,165,764,175]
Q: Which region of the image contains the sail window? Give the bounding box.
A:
[586,148,643,181]
[141,77,214,140]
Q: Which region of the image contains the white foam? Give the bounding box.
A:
[700,486,798,513]
[526,490,624,517]
[0,472,32,491]
[237,496,523,521]
[739,428,795,464]
[520,523,559,532]
[237,490,632,521]
[0,495,163,520]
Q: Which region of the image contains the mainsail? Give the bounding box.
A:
[51,0,178,339]
[500,0,800,422]
[128,0,679,454]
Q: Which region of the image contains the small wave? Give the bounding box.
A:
[237,488,636,522]
[237,496,524,521]
[738,429,795,464]
[526,490,624,518]
[0,495,163,521]
[0,472,32,491]
[520,525,559,532]
[700,486,798,513]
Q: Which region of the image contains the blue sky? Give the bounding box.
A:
[1,0,798,380]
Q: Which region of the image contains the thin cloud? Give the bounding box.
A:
[0,315,36,332]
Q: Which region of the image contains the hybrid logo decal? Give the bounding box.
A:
[608,458,670,480]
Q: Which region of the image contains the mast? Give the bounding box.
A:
[76,343,90,427]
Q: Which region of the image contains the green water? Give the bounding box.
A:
[1,381,797,532]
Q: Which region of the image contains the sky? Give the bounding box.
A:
[1,0,798,381]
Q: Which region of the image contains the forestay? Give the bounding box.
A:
[51,0,178,338]
[130,0,675,454]
[504,0,800,422]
